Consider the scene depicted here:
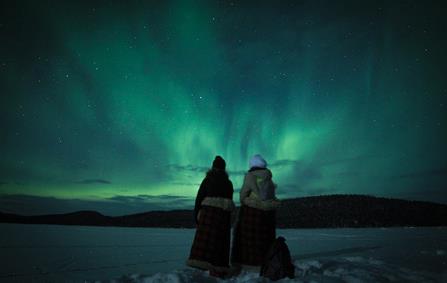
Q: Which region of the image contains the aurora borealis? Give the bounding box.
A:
[1,1,446,215]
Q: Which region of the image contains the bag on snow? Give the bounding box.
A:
[260,236,295,281]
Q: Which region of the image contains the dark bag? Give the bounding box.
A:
[260,236,295,281]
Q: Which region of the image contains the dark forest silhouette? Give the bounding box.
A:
[1,195,446,228]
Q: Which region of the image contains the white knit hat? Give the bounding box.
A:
[249,154,267,169]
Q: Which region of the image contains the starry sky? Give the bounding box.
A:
[1,0,446,215]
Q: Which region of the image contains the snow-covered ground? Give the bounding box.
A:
[0,224,446,282]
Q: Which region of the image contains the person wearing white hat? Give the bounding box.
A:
[231,154,280,269]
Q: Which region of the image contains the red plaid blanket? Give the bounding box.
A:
[188,205,232,271]
[231,205,276,266]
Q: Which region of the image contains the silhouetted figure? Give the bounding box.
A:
[260,236,295,281]
[232,154,280,269]
[186,156,235,277]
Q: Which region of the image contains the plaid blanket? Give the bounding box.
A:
[187,205,232,272]
[231,205,276,266]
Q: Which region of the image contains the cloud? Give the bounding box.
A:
[75,179,111,184]
[277,184,335,198]
[167,164,209,173]
[270,156,377,169]
[286,162,322,186]
[227,170,246,176]
[167,182,202,189]
[166,164,245,176]
[318,155,379,167]
[108,194,193,204]
[0,163,53,184]
[270,159,299,167]
[395,169,447,179]
[266,159,324,198]
[334,171,360,177]
[0,181,26,186]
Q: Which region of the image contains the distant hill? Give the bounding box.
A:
[276,195,447,228]
[0,210,193,228]
[1,195,446,228]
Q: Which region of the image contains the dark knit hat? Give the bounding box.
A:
[212,155,226,170]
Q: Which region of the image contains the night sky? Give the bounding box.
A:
[1,1,446,215]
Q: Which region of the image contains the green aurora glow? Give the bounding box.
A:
[0,1,446,215]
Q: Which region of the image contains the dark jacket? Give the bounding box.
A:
[194,168,233,223]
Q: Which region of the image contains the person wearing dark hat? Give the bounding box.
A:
[187,156,235,278]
